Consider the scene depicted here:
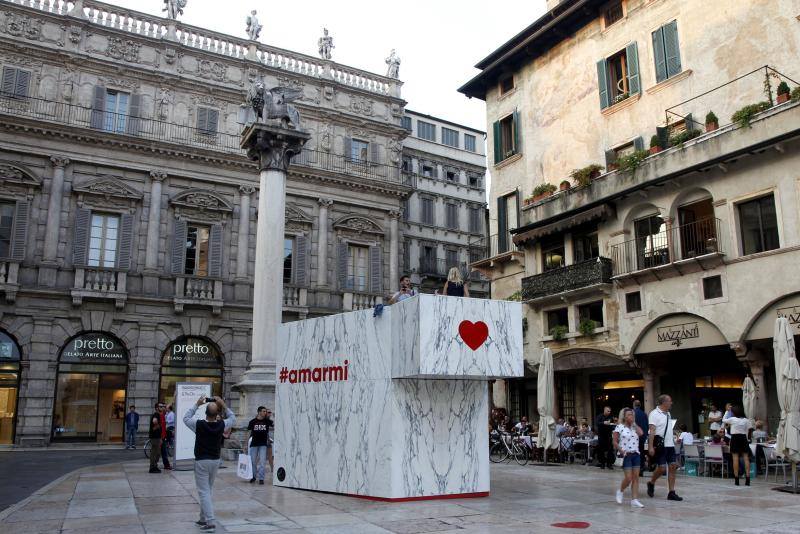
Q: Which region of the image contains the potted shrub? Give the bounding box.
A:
[731,101,772,128]
[549,325,568,341]
[777,81,791,104]
[531,183,557,202]
[579,319,597,336]
[792,87,800,103]
[649,135,662,155]
[569,164,604,187]
[559,180,571,191]
[705,111,719,132]
[669,128,702,147]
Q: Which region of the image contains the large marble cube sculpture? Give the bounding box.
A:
[273,294,523,500]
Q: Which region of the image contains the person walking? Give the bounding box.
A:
[647,394,683,501]
[613,408,644,508]
[723,405,753,486]
[158,403,172,471]
[183,396,235,533]
[595,406,614,469]
[245,406,273,485]
[442,267,470,297]
[633,400,649,476]
[148,402,165,473]
[124,405,139,450]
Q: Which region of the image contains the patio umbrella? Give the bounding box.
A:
[773,317,800,492]
[742,376,757,426]
[537,347,558,462]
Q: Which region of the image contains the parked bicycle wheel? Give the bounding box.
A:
[512,440,529,466]
[489,441,508,463]
[144,439,152,459]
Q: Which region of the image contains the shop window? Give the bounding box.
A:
[347,244,369,291]
[738,194,779,255]
[185,224,210,276]
[546,307,569,331]
[578,300,604,327]
[88,213,120,268]
[160,336,223,407]
[283,237,294,284]
[0,330,20,445]
[703,275,723,300]
[625,291,642,313]
[541,234,565,272]
[0,202,14,258]
[603,1,624,27]
[573,225,599,263]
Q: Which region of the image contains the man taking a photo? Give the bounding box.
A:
[183,396,236,533]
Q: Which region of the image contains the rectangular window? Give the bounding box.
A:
[652,21,682,83]
[738,194,779,255]
[469,207,481,233]
[604,1,624,26]
[703,275,723,300]
[0,202,15,258]
[184,224,210,276]
[401,116,412,131]
[1,66,31,98]
[446,203,459,230]
[104,90,130,133]
[421,164,435,178]
[88,213,119,268]
[196,107,219,135]
[596,43,640,109]
[446,249,459,269]
[541,234,565,272]
[283,237,294,284]
[350,139,369,162]
[468,173,481,188]
[625,291,642,313]
[500,75,514,95]
[421,245,436,273]
[347,244,369,291]
[401,156,412,173]
[442,127,459,148]
[498,114,517,161]
[421,198,434,225]
[634,214,668,269]
[417,121,436,142]
[497,192,519,253]
[464,134,476,152]
[445,169,458,182]
[573,226,600,263]
[546,308,569,331]
[578,300,604,328]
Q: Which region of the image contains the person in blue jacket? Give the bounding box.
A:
[124,405,139,449]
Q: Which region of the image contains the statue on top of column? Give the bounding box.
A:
[163,0,188,20]
[241,79,302,130]
[246,10,262,41]
[318,28,334,60]
[385,49,400,79]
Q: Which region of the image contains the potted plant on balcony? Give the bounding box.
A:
[569,164,604,187]
[579,319,597,337]
[549,325,568,341]
[531,183,557,202]
[559,180,571,192]
[777,81,791,104]
[649,135,662,155]
[705,111,719,132]
[792,87,800,103]
[731,101,772,128]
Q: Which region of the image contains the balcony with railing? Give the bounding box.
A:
[174,275,223,314]
[283,285,308,309]
[342,291,382,312]
[521,257,613,305]
[0,260,20,303]
[610,218,724,282]
[71,267,127,309]
[468,234,524,271]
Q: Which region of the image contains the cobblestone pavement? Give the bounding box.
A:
[2,459,800,533]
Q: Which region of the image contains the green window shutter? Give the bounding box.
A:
[633,136,644,151]
[10,200,30,261]
[171,220,188,275]
[116,213,134,270]
[626,42,640,95]
[656,126,670,149]
[497,196,508,253]
[208,224,223,278]
[72,208,91,266]
[90,85,106,129]
[512,109,521,155]
[492,120,501,164]
[664,20,682,78]
[652,26,667,83]
[596,59,610,109]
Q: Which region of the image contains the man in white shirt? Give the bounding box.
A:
[707,404,722,434]
[647,394,683,502]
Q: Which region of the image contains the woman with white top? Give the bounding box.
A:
[613,407,644,508]
[722,404,752,486]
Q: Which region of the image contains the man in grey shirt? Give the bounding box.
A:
[183,396,235,533]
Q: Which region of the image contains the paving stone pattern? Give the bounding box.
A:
[2,460,800,533]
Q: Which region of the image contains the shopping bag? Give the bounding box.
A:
[237,453,253,480]
[614,455,624,468]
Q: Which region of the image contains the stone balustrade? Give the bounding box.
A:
[282,285,308,308]
[174,275,223,315]
[71,267,127,309]
[343,291,382,312]
[0,260,20,303]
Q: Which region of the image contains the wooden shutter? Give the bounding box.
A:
[196,107,208,132]
[344,137,352,161]
[633,136,644,151]
[337,240,348,289]
[126,93,142,136]
[72,208,91,266]
[9,200,29,261]
[171,219,188,275]
[497,196,508,253]
[604,149,617,168]
[656,126,670,150]
[1,67,14,96]
[512,109,521,155]
[295,234,308,286]
[652,26,667,83]
[492,120,501,164]
[370,141,380,164]
[207,109,219,134]
[664,21,682,79]
[596,59,610,109]
[208,224,223,277]
[369,244,382,293]
[14,69,30,98]
[626,42,640,95]
[116,213,134,270]
[90,85,106,129]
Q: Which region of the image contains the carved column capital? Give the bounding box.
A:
[50,156,71,168]
[388,210,402,220]
[149,170,168,182]
[317,198,334,207]
[239,185,256,196]
[242,125,310,173]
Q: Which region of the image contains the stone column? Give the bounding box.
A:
[316,198,333,287]
[235,123,309,416]
[388,210,401,292]
[39,156,70,286]
[236,185,255,279]
[144,171,166,271]
[642,367,657,412]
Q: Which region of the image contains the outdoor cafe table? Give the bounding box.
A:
[573,438,595,463]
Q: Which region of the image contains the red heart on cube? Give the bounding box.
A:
[459,320,489,351]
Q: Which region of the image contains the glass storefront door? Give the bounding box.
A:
[0,330,20,444]
[160,337,223,407]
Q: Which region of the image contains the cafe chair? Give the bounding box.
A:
[704,443,726,478]
[683,444,704,476]
[764,447,789,483]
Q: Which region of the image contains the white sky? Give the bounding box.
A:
[108,0,547,131]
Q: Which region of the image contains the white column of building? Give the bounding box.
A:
[236,185,255,279]
[388,210,400,291]
[144,171,166,271]
[42,156,70,264]
[316,198,333,286]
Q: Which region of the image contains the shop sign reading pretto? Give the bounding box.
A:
[163,337,220,368]
[60,333,127,363]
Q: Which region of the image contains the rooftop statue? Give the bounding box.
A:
[246,10,262,41]
[318,28,334,60]
[385,49,400,79]
[163,0,187,20]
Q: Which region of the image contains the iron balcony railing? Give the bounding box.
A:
[610,218,722,276]
[0,93,409,185]
[468,234,520,262]
[521,257,613,301]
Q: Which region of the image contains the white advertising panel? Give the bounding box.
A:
[175,382,212,461]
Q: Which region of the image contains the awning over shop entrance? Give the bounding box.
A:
[745,293,800,342]
[633,313,728,355]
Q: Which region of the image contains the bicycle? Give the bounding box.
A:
[144,438,174,459]
[489,431,528,465]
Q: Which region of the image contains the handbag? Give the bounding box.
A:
[614,454,624,467]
